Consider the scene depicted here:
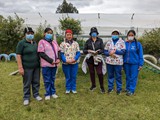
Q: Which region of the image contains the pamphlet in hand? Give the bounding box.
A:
[89,49,100,55]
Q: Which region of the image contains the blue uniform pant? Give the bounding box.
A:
[62,63,78,91]
[124,64,139,93]
[42,67,57,96]
[107,64,122,91]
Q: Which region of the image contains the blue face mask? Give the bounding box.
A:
[91,32,97,37]
[45,33,53,41]
[26,34,34,40]
[112,35,119,40]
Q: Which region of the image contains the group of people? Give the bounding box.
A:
[83,27,144,96]
[16,27,144,106]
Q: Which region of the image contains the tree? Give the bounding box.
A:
[139,28,160,58]
[0,15,24,54]
[56,0,79,13]
[59,17,82,35]
[34,21,51,42]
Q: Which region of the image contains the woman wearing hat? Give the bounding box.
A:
[104,30,126,95]
[83,27,105,93]
[60,29,81,94]
[16,27,42,106]
[123,30,144,96]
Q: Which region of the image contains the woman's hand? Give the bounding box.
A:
[71,58,76,63]
[52,59,60,65]
[66,59,72,64]
[19,67,24,75]
[55,59,60,64]
[111,54,117,59]
[17,55,24,75]
[66,59,76,64]
[88,50,95,54]
[109,50,116,56]
[138,66,142,71]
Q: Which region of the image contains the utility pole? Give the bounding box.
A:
[131,13,135,30]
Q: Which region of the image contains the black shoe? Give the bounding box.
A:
[116,91,121,95]
[90,86,96,91]
[126,91,134,96]
[108,89,113,94]
[100,87,105,94]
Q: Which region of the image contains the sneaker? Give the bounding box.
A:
[100,88,105,94]
[66,90,70,94]
[108,89,113,94]
[35,96,42,101]
[45,96,50,100]
[90,86,96,91]
[123,89,129,93]
[52,94,58,98]
[72,90,77,94]
[23,100,29,106]
[126,91,134,96]
[116,91,121,95]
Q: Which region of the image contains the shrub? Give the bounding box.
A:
[139,28,160,58]
[0,15,24,54]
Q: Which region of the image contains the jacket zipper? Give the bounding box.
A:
[127,42,131,63]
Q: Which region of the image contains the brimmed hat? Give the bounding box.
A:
[111,29,119,35]
[89,27,99,36]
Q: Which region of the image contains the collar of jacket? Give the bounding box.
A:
[126,40,135,43]
[44,38,52,43]
[65,39,73,44]
[89,37,100,42]
[24,38,36,44]
[112,38,119,45]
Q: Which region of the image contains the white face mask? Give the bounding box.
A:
[128,36,134,41]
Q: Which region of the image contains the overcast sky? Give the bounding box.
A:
[0,0,160,14]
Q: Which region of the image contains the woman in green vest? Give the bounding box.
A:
[16,27,42,106]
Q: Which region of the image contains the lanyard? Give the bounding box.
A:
[49,42,57,62]
[92,42,95,51]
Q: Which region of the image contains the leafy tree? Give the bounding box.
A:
[59,17,82,35]
[34,21,50,42]
[0,15,24,54]
[56,35,64,45]
[56,0,79,13]
[139,28,160,58]
[0,15,3,23]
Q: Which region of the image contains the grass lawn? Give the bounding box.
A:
[0,62,160,120]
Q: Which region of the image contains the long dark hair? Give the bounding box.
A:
[44,28,53,33]
[127,30,139,53]
[43,28,53,39]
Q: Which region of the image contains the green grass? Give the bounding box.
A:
[0,62,160,120]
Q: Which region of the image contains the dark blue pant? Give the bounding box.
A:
[87,62,104,88]
[23,67,40,100]
[42,67,57,96]
[107,64,122,91]
[124,64,139,93]
[62,63,78,91]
